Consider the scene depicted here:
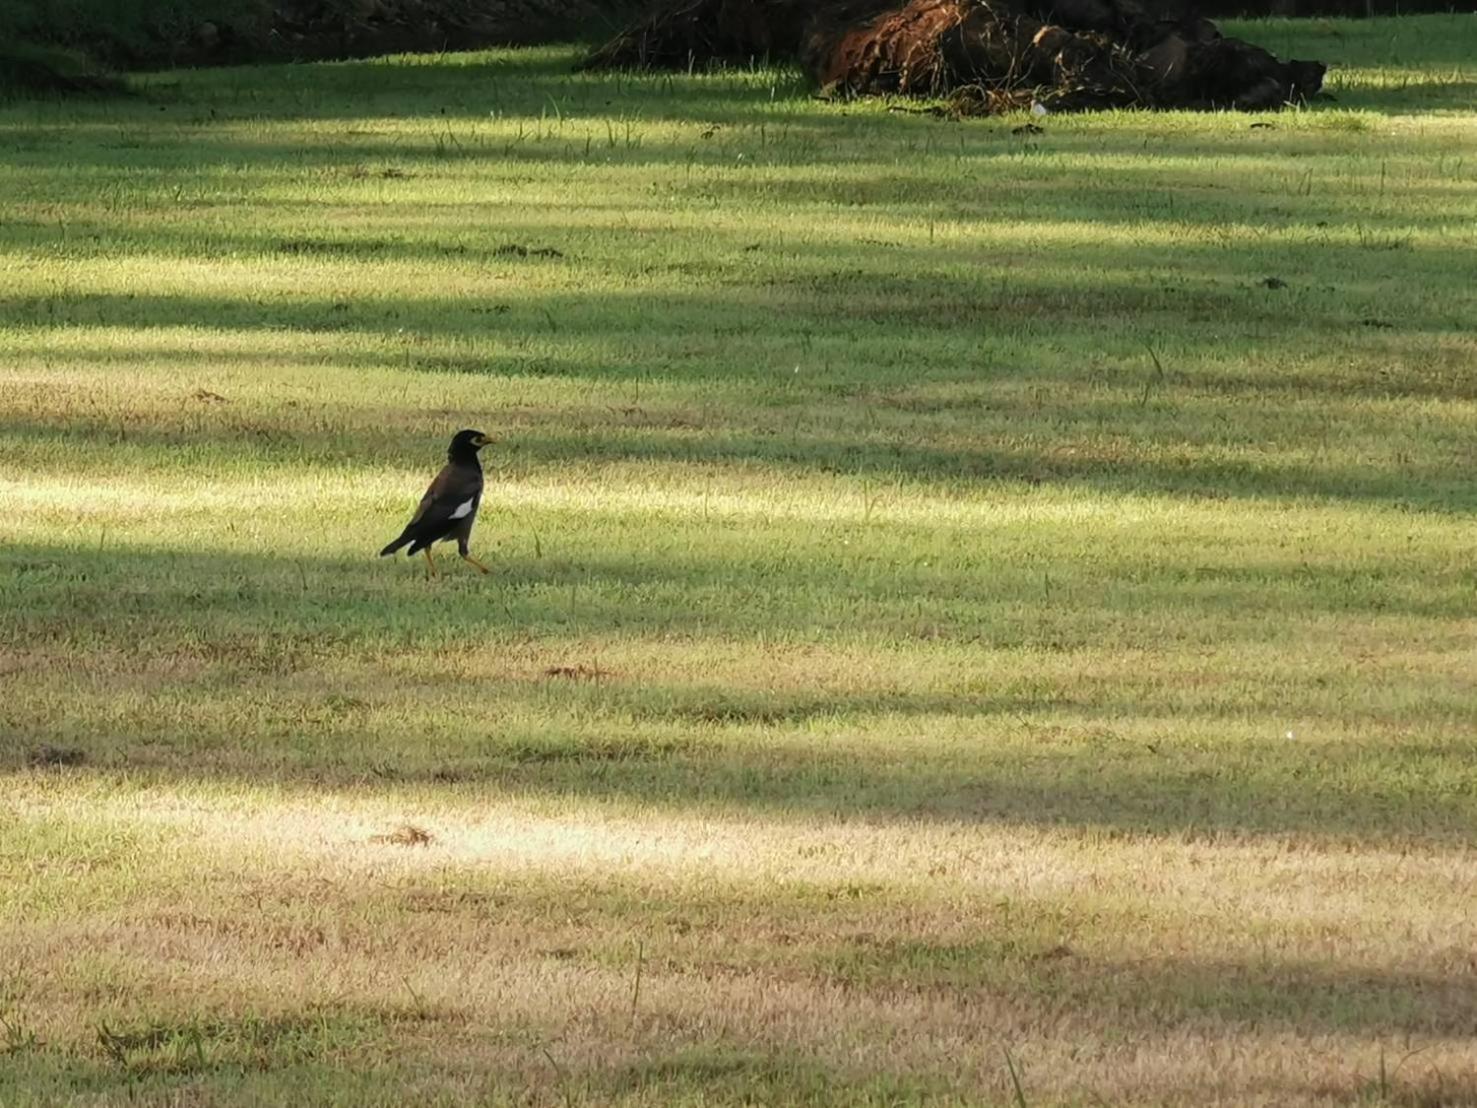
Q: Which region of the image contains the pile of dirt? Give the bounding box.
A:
[582,0,1325,113]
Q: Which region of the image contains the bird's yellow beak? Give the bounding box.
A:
[474,434,494,447]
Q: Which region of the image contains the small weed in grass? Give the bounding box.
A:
[1,1011,41,1054]
[27,745,86,768]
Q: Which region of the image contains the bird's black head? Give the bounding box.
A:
[448,428,493,463]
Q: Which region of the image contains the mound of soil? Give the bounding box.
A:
[583,0,1325,113]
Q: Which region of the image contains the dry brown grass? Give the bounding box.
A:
[6,778,1477,1103]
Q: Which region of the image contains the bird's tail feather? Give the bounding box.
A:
[379,533,412,557]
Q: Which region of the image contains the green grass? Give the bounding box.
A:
[2,15,1476,1106]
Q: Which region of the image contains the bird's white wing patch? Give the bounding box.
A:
[450,498,475,520]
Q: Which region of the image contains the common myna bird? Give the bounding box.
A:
[380,429,493,578]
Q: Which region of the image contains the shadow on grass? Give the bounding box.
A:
[4,206,1472,285]
[4,540,1474,845]
[421,875,1477,1039]
[4,250,1465,337]
[11,533,1469,642]
[4,372,1474,512]
[2,121,1472,234]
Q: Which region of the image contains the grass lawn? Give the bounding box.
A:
[2,13,1475,1104]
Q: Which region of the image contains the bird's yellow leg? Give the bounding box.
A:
[423,548,438,579]
[461,553,491,575]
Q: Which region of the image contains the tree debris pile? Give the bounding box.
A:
[582,0,1325,113]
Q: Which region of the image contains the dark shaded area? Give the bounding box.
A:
[0,0,637,80]
[0,42,128,98]
[197,0,639,66]
[584,0,1326,113]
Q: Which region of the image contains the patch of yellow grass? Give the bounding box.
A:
[7,777,1477,1104]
